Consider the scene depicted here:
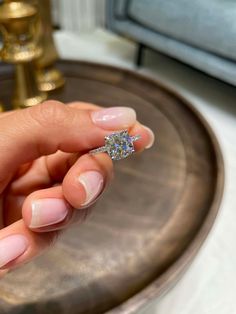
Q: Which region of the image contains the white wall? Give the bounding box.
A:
[52,0,106,33]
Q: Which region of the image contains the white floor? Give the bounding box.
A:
[55,29,236,314]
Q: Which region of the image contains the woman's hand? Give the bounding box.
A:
[0,100,154,276]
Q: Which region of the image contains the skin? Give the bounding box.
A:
[0,100,153,277]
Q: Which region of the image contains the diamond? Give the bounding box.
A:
[105,130,135,160]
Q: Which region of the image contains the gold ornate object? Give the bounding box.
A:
[4,0,65,92]
[36,67,65,92]
[14,63,47,108]
[0,1,47,109]
[0,102,4,112]
[35,0,65,92]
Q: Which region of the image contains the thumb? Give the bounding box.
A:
[0,101,136,192]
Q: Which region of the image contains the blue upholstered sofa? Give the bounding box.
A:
[107,0,236,86]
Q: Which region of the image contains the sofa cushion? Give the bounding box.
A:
[128,0,236,61]
[111,18,236,86]
[114,0,128,19]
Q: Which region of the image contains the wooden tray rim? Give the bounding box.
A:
[60,61,224,314]
[1,60,225,313]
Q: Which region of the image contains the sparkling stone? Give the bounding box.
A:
[105,130,135,160]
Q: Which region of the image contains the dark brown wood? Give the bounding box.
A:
[135,43,145,67]
[0,60,224,314]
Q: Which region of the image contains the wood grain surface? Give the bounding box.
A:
[0,61,224,314]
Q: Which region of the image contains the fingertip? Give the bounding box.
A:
[63,153,113,209]
[22,187,73,231]
[142,125,155,149]
[29,198,70,229]
[130,123,155,152]
[0,220,57,270]
[77,170,104,206]
[0,234,28,269]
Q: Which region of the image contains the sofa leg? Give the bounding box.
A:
[135,43,145,67]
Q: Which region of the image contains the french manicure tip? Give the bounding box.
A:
[143,126,155,149]
[30,198,69,228]
[0,235,28,268]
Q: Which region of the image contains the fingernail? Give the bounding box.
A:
[30,198,69,228]
[143,126,155,149]
[0,235,28,268]
[91,107,136,130]
[78,171,104,206]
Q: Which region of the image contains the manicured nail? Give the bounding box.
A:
[0,235,28,268]
[78,171,104,206]
[30,198,69,228]
[143,126,155,149]
[91,107,136,129]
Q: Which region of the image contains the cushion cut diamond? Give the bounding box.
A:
[105,130,135,160]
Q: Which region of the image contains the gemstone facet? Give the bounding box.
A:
[105,130,135,160]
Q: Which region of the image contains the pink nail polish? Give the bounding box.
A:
[0,235,28,268]
[30,198,69,228]
[91,107,136,130]
[78,171,104,206]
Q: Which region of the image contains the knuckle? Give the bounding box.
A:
[29,101,69,128]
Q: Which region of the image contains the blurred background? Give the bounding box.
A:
[1,1,236,314]
[53,2,236,313]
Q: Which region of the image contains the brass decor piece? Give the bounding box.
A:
[35,0,65,92]
[0,1,47,108]
[6,0,66,91]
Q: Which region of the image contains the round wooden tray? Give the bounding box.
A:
[0,61,224,314]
